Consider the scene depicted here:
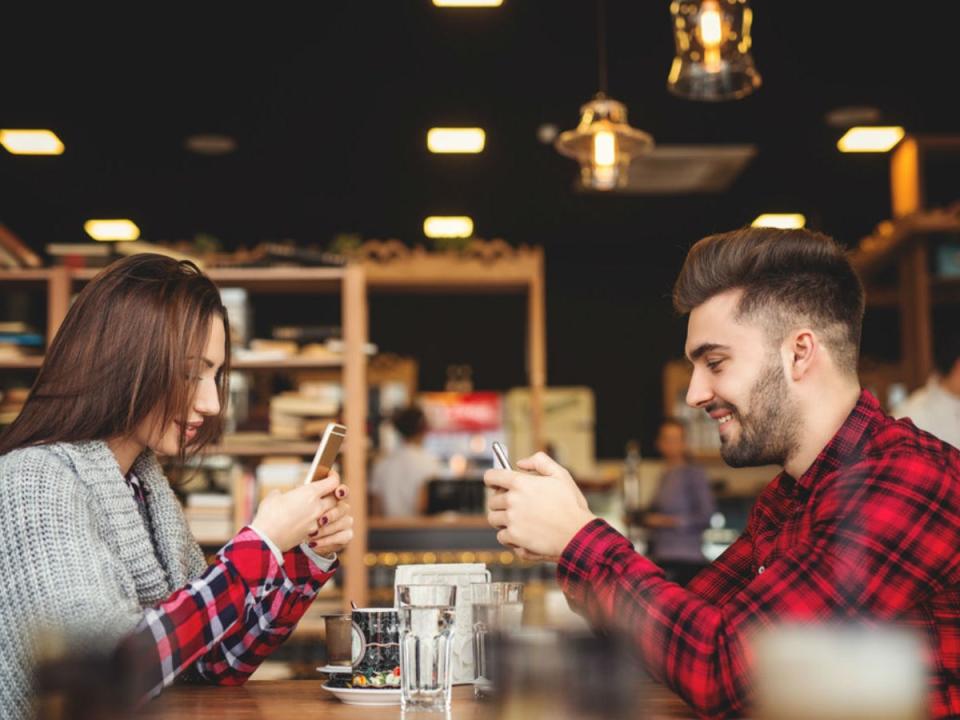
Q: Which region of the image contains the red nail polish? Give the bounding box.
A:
[309,541,317,548]
[336,488,345,498]
[321,516,329,526]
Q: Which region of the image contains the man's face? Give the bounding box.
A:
[684,290,800,468]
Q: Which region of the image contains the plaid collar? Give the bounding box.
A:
[793,389,880,494]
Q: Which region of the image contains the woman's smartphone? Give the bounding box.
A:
[492,441,512,470]
[304,423,347,484]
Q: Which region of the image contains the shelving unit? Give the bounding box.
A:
[1,263,368,613]
[850,133,960,391]
[0,240,549,611]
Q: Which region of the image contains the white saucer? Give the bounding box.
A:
[321,683,401,706]
[316,664,352,674]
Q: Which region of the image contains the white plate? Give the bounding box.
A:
[316,664,352,675]
[321,683,401,706]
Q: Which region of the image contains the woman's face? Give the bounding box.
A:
[136,316,226,456]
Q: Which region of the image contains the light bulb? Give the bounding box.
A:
[698,0,724,73]
[593,130,617,167]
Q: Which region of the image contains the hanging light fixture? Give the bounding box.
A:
[667,0,761,101]
[555,0,653,191]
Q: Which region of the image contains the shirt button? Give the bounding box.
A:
[758,566,765,575]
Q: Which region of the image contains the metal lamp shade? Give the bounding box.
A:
[554,95,654,190]
[667,0,761,101]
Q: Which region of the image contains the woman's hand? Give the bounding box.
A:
[306,492,354,558]
[251,471,352,552]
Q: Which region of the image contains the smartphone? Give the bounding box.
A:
[491,441,512,470]
[304,423,347,484]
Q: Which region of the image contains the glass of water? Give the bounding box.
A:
[471,582,524,699]
[397,584,457,712]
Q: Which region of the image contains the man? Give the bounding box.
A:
[370,405,443,517]
[485,227,960,719]
[893,333,960,449]
[643,418,715,586]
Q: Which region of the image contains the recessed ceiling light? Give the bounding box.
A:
[84,219,141,242]
[423,216,474,238]
[837,126,905,153]
[0,129,64,155]
[751,213,806,229]
[185,134,237,156]
[433,0,503,6]
[427,128,486,154]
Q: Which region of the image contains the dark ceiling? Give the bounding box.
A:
[1,2,958,457]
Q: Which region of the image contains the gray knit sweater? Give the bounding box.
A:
[0,440,206,719]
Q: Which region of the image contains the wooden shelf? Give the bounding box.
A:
[0,356,344,372]
[207,440,319,456]
[231,356,343,370]
[69,266,347,292]
[368,514,491,530]
[867,277,960,308]
[0,269,53,285]
[0,357,43,369]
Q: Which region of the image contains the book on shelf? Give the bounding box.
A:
[46,243,116,268]
[113,240,205,268]
[269,411,335,439]
[272,325,342,343]
[0,224,42,268]
[260,242,346,268]
[233,339,298,362]
[270,391,339,417]
[186,492,233,509]
[0,243,20,269]
[0,388,29,425]
[0,332,43,347]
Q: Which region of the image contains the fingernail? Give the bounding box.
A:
[336,488,346,498]
[309,541,318,548]
[308,529,319,537]
[321,516,329,526]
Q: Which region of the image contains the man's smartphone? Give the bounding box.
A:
[492,441,512,470]
[304,423,347,484]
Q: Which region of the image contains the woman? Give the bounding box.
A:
[0,254,354,718]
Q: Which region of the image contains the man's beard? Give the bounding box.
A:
[719,358,801,469]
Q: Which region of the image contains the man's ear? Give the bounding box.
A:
[784,329,817,382]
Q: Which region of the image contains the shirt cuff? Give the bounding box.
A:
[557,518,660,600]
[247,524,285,567]
[299,542,338,571]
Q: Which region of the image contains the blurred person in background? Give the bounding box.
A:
[643,418,714,586]
[893,331,960,449]
[370,405,442,516]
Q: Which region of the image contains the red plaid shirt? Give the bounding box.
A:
[120,526,334,701]
[558,390,960,719]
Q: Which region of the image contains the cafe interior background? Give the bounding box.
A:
[1,0,958,675]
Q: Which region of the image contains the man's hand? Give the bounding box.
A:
[484,452,596,562]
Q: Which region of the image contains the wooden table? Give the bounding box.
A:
[139,680,696,718]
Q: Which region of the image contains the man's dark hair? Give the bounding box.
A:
[392,405,428,440]
[673,227,865,375]
[934,330,960,377]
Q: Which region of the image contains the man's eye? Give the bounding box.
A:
[707,360,723,371]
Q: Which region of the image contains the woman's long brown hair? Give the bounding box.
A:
[0,254,231,468]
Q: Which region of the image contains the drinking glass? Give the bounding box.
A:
[398,584,457,711]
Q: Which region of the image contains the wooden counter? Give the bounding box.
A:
[138,679,695,718]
